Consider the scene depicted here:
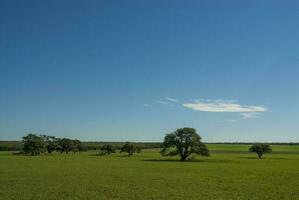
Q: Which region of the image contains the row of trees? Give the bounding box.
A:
[0,141,161,151]
[21,128,272,160]
[99,142,141,156]
[98,128,209,160]
[22,134,86,155]
[22,134,142,157]
[98,128,272,160]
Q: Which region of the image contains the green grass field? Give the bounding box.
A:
[1,144,299,200]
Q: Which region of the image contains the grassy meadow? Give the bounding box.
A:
[1,144,299,200]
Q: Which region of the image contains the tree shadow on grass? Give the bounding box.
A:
[268,157,288,160]
[141,158,237,163]
[9,152,52,156]
[89,153,119,157]
[89,153,104,156]
[140,158,205,163]
[11,152,32,156]
[239,156,287,160]
[89,154,137,158]
[0,151,23,156]
[116,155,135,158]
[239,156,258,159]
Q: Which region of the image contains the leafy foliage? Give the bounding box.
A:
[57,138,75,154]
[161,127,209,161]
[120,142,141,156]
[21,134,85,155]
[249,143,272,159]
[22,134,47,156]
[41,135,58,154]
[100,144,116,155]
[0,141,160,151]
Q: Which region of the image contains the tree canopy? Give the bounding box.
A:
[22,134,85,155]
[100,144,116,155]
[41,135,58,154]
[22,134,47,156]
[120,142,141,156]
[161,128,209,161]
[249,143,272,159]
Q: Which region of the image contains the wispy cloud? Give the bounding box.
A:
[241,113,258,119]
[182,99,267,119]
[164,97,179,103]
[155,100,171,105]
[143,104,150,108]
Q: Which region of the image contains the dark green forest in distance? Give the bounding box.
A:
[1,140,299,151]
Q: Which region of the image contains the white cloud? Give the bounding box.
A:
[164,97,179,103]
[182,99,267,119]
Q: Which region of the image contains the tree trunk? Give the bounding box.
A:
[180,155,187,161]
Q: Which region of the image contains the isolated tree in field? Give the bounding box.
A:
[100,144,116,155]
[249,143,272,159]
[120,142,141,157]
[22,134,46,156]
[161,128,209,161]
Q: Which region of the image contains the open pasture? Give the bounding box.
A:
[1,144,299,200]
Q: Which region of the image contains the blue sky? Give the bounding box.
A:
[1,0,299,142]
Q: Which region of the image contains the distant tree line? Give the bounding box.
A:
[0,128,286,160]
[2,140,298,152]
[21,134,87,155]
[0,141,23,151]
[0,141,162,151]
[83,142,161,150]
[20,133,143,157]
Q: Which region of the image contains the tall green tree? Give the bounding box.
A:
[120,142,141,157]
[249,144,272,159]
[161,128,209,161]
[22,134,46,156]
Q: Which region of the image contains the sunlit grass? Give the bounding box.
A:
[1,145,299,200]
